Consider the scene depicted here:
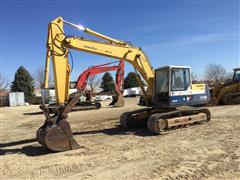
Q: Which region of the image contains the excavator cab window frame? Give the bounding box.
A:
[154,67,170,104]
[155,68,169,94]
[171,68,190,91]
[233,69,240,82]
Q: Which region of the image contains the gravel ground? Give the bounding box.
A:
[0,98,239,179]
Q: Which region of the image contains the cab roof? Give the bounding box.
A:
[155,65,191,71]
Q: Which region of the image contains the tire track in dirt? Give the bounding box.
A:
[1,101,239,179]
[163,160,239,180]
[19,151,134,179]
[5,141,188,179]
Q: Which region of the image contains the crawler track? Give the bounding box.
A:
[148,108,211,134]
[120,108,153,128]
[120,107,211,134]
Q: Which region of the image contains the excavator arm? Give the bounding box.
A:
[38,17,155,152]
[75,60,124,93]
[44,17,154,105]
[75,60,125,107]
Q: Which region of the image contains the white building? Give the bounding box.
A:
[123,86,147,97]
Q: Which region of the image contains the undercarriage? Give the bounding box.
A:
[120,107,211,134]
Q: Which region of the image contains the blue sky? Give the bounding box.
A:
[1,0,239,84]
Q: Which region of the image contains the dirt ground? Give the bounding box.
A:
[0,98,239,179]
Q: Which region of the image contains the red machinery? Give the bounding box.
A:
[73,59,125,110]
[48,60,124,113]
[76,59,124,95]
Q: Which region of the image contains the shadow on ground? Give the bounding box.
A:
[0,138,37,148]
[23,112,43,115]
[0,125,152,156]
[0,145,52,156]
[73,125,152,137]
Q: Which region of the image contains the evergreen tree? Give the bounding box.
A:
[124,72,140,89]
[100,72,114,92]
[11,66,35,101]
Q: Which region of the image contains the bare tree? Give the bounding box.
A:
[204,64,227,83]
[225,71,234,81]
[0,74,8,92]
[87,75,101,94]
[34,67,44,89]
[34,67,53,89]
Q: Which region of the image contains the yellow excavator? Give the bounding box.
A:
[37,17,211,152]
[211,68,240,105]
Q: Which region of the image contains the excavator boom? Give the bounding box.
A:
[44,17,154,106]
[37,17,211,152]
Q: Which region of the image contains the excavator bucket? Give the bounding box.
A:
[36,119,80,152]
[109,94,125,107]
[37,92,82,152]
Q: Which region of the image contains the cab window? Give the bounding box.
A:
[155,68,169,93]
[171,68,190,91]
[233,70,240,81]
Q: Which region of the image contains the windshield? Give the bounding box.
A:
[171,68,190,91]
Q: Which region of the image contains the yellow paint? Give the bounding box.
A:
[192,84,205,91]
[65,37,154,87]
[45,17,70,104]
[44,17,155,105]
[84,27,124,45]
[44,49,51,88]
[214,81,240,105]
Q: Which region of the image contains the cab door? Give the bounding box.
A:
[169,68,191,106]
[154,68,170,107]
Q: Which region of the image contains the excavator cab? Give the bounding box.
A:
[154,66,210,108]
[233,68,240,82]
